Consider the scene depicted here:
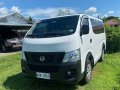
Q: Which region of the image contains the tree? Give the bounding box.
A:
[102,16,120,22]
[28,16,33,24]
[57,9,72,16]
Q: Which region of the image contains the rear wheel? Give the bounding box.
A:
[81,57,92,84]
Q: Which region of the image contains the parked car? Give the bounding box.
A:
[21,14,106,84]
[0,29,22,52]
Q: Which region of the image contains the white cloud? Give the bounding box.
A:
[108,10,114,14]
[0,6,21,15]
[0,7,76,18]
[86,7,97,13]
[104,14,108,17]
[11,6,21,13]
[101,14,108,18]
[0,7,8,15]
[23,8,57,17]
[23,8,77,18]
[92,13,101,17]
[0,2,4,6]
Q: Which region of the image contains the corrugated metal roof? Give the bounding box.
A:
[0,13,33,27]
[0,13,29,22]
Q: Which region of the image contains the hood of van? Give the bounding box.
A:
[22,36,70,52]
[22,34,80,53]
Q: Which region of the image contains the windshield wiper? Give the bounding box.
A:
[45,32,65,36]
[26,32,65,38]
[26,34,42,38]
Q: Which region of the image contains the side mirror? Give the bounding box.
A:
[81,25,89,35]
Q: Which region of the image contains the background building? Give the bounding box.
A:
[0,13,33,37]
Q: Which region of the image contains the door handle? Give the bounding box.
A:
[90,39,92,43]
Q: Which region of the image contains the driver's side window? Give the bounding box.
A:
[80,18,89,35]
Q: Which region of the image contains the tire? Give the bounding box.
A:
[99,49,105,62]
[1,43,7,52]
[81,57,92,84]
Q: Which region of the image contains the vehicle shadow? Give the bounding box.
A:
[3,73,79,90]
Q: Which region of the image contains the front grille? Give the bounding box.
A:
[25,52,65,64]
[28,64,60,73]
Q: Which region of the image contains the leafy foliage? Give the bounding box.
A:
[103,16,120,22]
[105,25,120,53]
[28,16,34,24]
[57,9,71,16]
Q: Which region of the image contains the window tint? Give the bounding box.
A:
[26,16,79,38]
[90,18,104,34]
[81,18,89,35]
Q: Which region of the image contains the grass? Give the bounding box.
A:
[0,53,120,90]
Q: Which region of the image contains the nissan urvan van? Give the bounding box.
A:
[21,14,106,84]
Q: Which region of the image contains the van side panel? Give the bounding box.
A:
[89,18,106,63]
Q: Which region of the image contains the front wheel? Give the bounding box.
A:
[81,58,92,84]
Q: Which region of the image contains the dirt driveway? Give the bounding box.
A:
[0,51,20,57]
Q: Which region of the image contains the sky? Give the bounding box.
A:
[0,0,120,19]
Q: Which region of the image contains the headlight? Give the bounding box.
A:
[21,51,26,61]
[63,49,81,63]
[7,38,17,42]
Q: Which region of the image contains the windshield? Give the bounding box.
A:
[26,15,79,38]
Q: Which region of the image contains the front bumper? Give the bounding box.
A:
[12,44,22,49]
[21,60,83,84]
[6,40,22,49]
[6,43,22,49]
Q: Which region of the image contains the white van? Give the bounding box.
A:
[21,14,106,84]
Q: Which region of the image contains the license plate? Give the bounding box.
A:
[36,72,50,79]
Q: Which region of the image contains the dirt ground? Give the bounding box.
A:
[0,51,20,57]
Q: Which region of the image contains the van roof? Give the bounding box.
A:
[38,14,102,22]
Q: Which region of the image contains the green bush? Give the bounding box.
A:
[105,25,120,53]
